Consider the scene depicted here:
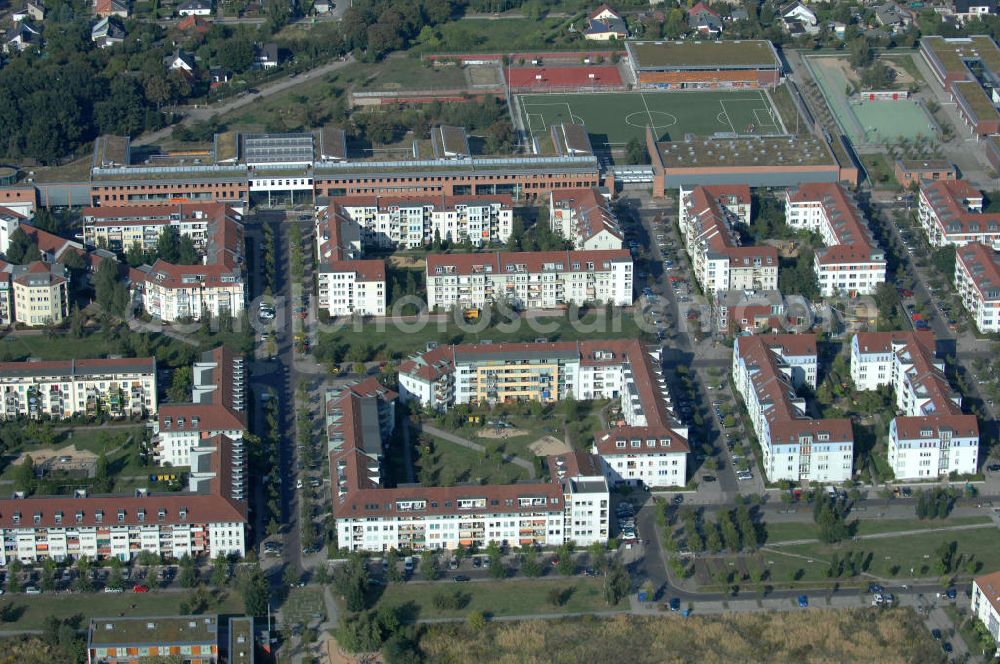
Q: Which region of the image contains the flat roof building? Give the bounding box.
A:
[625,39,782,89]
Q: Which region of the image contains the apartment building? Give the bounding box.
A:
[715,289,803,336]
[0,357,156,420]
[130,208,245,323]
[918,180,1000,249]
[3,261,70,326]
[153,347,246,468]
[850,331,978,479]
[81,203,240,254]
[549,188,623,250]
[733,334,853,483]
[678,186,777,295]
[955,242,1000,333]
[399,339,689,488]
[330,376,610,551]
[0,433,247,565]
[87,615,223,664]
[784,183,886,297]
[972,570,1000,645]
[425,249,633,311]
[330,194,514,249]
[317,260,386,317]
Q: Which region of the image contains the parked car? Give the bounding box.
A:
[453,575,470,583]
[931,628,942,641]
[797,595,809,608]
[132,584,149,593]
[24,586,40,595]
[669,597,680,612]
[946,587,957,600]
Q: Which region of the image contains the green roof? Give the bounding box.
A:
[228,617,254,664]
[627,40,780,70]
[89,615,218,648]
[923,35,1000,77]
[658,136,835,168]
[952,80,1000,123]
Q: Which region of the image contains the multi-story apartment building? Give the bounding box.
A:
[425,249,633,311]
[972,570,1000,645]
[87,615,226,664]
[784,183,886,297]
[131,207,245,323]
[153,347,246,468]
[733,334,854,483]
[549,188,623,250]
[678,185,777,295]
[5,261,70,326]
[330,376,611,551]
[0,357,156,420]
[918,180,1000,249]
[326,194,514,249]
[955,242,1000,333]
[81,203,239,254]
[317,260,386,317]
[850,331,978,479]
[0,432,247,565]
[399,339,689,488]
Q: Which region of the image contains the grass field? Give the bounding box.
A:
[764,515,994,544]
[282,587,326,628]
[0,588,241,630]
[518,89,782,146]
[416,609,941,662]
[375,578,620,620]
[317,310,651,363]
[418,433,530,486]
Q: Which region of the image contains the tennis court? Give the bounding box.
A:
[517,90,783,147]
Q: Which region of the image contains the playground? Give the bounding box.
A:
[805,55,938,144]
[517,89,784,147]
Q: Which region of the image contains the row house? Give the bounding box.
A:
[678,186,777,295]
[784,183,886,297]
[0,357,156,421]
[733,334,853,483]
[850,331,978,479]
[549,188,623,251]
[425,249,633,311]
[955,242,1000,333]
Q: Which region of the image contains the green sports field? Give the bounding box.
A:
[518,90,784,147]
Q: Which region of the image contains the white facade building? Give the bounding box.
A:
[425,249,632,311]
[850,331,978,479]
[733,334,853,483]
[918,180,1000,249]
[678,185,778,295]
[331,195,514,249]
[0,357,157,420]
[549,188,623,250]
[317,260,386,317]
[955,242,1000,333]
[973,571,1000,644]
[784,183,886,297]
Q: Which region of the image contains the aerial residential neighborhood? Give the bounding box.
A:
[6,0,1000,661]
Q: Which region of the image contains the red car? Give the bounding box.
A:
[133,584,149,593]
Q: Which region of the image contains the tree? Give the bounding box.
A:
[486,542,506,580]
[521,548,542,577]
[94,452,112,493]
[556,545,575,576]
[238,564,270,617]
[40,558,56,592]
[169,366,193,403]
[211,552,230,587]
[603,559,630,606]
[13,455,35,495]
[814,495,851,544]
[420,549,438,581]
[4,227,37,264]
[126,241,146,267]
[74,556,94,593]
[625,136,650,165]
[94,259,123,315]
[179,553,197,588]
[334,557,369,611]
[156,228,180,263]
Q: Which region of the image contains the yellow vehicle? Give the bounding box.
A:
[463,308,480,322]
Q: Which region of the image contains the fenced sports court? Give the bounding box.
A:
[804,55,938,145]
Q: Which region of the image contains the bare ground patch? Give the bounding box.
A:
[527,435,570,456]
[387,255,425,270]
[476,427,528,439]
[13,445,98,467]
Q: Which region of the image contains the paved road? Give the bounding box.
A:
[133,56,355,147]
[419,422,536,479]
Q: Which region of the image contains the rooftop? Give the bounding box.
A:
[952,80,1000,124]
[658,136,835,169]
[627,39,780,69]
[89,615,218,648]
[922,35,1000,79]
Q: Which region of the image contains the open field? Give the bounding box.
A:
[413,17,577,54]
[0,588,241,630]
[0,328,199,368]
[764,515,994,544]
[282,587,327,628]
[419,433,530,486]
[518,89,781,146]
[415,609,942,663]
[316,311,651,362]
[362,57,469,92]
[375,577,620,620]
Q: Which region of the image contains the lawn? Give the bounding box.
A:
[366,57,469,91]
[374,577,621,620]
[415,609,942,663]
[412,16,579,54]
[769,83,808,135]
[0,328,199,369]
[763,515,993,544]
[859,152,901,189]
[316,310,652,363]
[0,588,242,630]
[518,89,781,146]
[418,433,529,486]
[768,523,1000,580]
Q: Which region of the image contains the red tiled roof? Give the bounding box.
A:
[322,259,385,282]
[588,3,621,19]
[158,403,245,433]
[921,180,1000,237]
[957,242,1000,300]
[894,414,978,440]
[786,184,882,266]
[975,570,1000,619]
[550,188,622,244]
[142,258,241,290]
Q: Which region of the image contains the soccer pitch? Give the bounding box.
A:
[518,90,783,147]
